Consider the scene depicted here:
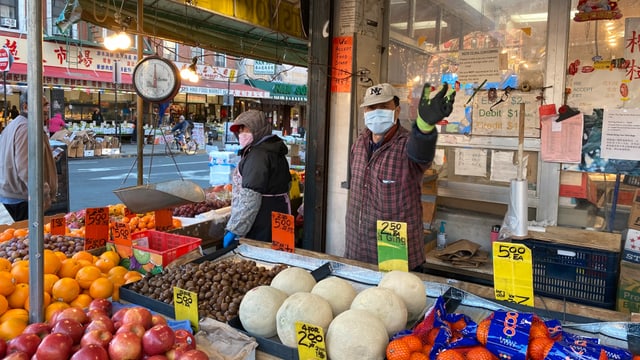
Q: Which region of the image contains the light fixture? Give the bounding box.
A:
[180,57,199,83]
[104,30,131,51]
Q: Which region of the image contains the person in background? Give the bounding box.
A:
[0,90,58,221]
[48,111,67,137]
[223,110,292,246]
[91,108,104,126]
[344,82,455,271]
[171,115,190,147]
[9,105,19,119]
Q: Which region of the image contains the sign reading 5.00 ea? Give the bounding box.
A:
[492,242,534,307]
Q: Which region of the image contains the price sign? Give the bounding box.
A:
[155,208,173,231]
[376,220,408,272]
[124,207,135,219]
[493,242,534,307]
[50,216,66,236]
[84,207,109,250]
[112,221,131,246]
[295,321,327,360]
[173,287,199,331]
[271,211,295,253]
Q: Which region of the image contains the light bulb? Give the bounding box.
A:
[104,36,118,51]
[116,32,131,49]
[189,72,199,83]
[180,68,192,79]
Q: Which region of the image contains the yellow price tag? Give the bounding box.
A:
[376,220,408,272]
[492,242,534,307]
[295,321,327,360]
[173,287,199,331]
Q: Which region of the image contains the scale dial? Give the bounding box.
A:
[132,55,181,103]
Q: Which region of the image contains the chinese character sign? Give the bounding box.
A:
[624,18,640,106]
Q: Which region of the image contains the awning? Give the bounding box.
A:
[179,81,269,99]
[6,63,134,90]
[245,79,308,102]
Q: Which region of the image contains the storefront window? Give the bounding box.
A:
[0,0,18,29]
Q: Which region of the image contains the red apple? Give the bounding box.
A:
[177,349,209,360]
[7,333,41,357]
[52,318,85,345]
[116,322,146,338]
[142,324,175,356]
[35,333,74,360]
[70,344,109,360]
[165,343,190,360]
[86,308,110,321]
[108,332,143,360]
[173,330,196,351]
[89,298,113,316]
[2,351,29,360]
[111,308,129,325]
[146,355,168,360]
[55,307,89,324]
[84,317,115,333]
[151,314,168,326]
[122,307,153,329]
[0,338,6,358]
[22,322,51,339]
[80,329,113,349]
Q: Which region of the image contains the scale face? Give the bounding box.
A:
[132,55,181,103]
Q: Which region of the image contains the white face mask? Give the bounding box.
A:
[238,132,254,148]
[364,109,395,135]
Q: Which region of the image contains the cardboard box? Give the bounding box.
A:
[629,189,640,230]
[559,171,589,199]
[617,260,640,314]
[588,179,637,207]
[623,228,640,264]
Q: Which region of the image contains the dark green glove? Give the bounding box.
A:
[417,83,456,132]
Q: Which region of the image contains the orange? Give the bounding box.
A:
[94,257,116,273]
[529,317,550,339]
[0,229,13,242]
[0,294,7,316]
[13,228,28,238]
[402,335,424,352]
[45,301,70,322]
[7,283,29,309]
[89,277,114,299]
[0,258,11,272]
[54,251,68,262]
[10,260,29,284]
[465,346,498,360]
[43,273,60,294]
[0,271,16,296]
[75,265,102,289]
[51,277,80,303]
[0,317,27,341]
[409,353,429,360]
[0,308,28,323]
[447,317,467,332]
[100,250,121,265]
[58,258,83,278]
[77,259,93,268]
[108,265,129,278]
[44,249,62,274]
[70,293,93,309]
[25,291,51,311]
[386,338,412,360]
[425,327,441,345]
[72,250,95,263]
[435,349,465,360]
[528,337,554,360]
[476,318,491,345]
[422,344,433,357]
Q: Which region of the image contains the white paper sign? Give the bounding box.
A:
[454,148,487,177]
[457,49,502,84]
[490,150,521,182]
[601,108,640,160]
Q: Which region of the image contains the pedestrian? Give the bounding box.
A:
[91,108,104,126]
[222,110,292,246]
[344,82,455,271]
[9,105,19,119]
[48,111,67,137]
[0,90,58,221]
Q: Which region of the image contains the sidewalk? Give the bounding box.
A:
[66,141,222,160]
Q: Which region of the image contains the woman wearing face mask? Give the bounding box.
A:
[222,110,292,247]
[345,82,455,271]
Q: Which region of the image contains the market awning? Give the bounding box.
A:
[245,79,307,102]
[180,81,269,98]
[76,0,309,67]
[6,63,133,90]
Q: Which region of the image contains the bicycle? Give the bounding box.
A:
[167,129,198,155]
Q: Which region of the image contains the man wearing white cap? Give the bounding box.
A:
[345,82,455,271]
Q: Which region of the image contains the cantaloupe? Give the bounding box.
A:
[270,266,317,295]
[377,270,427,322]
[350,286,407,336]
[326,309,389,360]
[275,292,333,347]
[310,276,356,316]
[239,285,288,338]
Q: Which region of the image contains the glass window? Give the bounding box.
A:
[163,40,177,61]
[213,53,226,67]
[0,0,17,29]
[191,46,204,60]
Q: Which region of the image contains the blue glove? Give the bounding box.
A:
[223,231,238,248]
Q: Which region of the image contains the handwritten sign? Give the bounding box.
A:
[472,92,540,137]
[493,242,534,307]
[124,207,135,218]
[50,216,66,236]
[84,207,109,250]
[173,287,199,331]
[154,208,173,231]
[272,211,295,253]
[376,220,408,272]
[112,221,131,245]
[295,321,327,360]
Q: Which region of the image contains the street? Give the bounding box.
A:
[67,152,212,212]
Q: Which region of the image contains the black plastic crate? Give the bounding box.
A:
[512,238,620,309]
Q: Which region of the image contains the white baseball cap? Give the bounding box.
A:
[360,83,397,107]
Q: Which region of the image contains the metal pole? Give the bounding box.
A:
[137,0,144,184]
[3,71,6,120]
[114,60,119,147]
[26,0,46,323]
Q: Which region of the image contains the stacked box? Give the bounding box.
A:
[617,260,640,313]
[209,151,239,186]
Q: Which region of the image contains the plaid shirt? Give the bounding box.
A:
[345,123,437,270]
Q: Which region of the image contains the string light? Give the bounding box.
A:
[180,57,199,83]
[104,30,131,51]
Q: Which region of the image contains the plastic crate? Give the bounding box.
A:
[512,238,620,309]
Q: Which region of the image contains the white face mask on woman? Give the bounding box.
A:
[238,132,254,148]
[364,109,395,135]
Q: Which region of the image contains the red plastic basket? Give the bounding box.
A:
[131,230,201,266]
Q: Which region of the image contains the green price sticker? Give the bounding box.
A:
[492,242,534,307]
[376,220,408,272]
[295,321,327,360]
[173,287,199,331]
